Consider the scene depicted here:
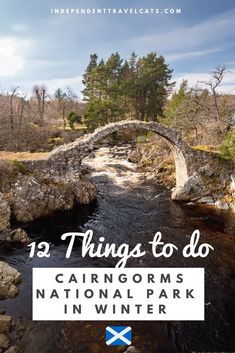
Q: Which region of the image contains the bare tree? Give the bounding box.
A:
[17,94,28,133]
[65,86,78,112]
[33,85,47,126]
[54,88,69,129]
[0,87,30,150]
[167,81,231,145]
[7,87,20,132]
[200,66,227,122]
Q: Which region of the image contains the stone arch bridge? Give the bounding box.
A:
[41,120,216,201]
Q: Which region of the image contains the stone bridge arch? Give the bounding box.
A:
[49,120,198,193]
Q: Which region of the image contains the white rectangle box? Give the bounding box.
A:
[32,267,204,321]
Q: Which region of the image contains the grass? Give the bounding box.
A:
[59,124,87,131]
[11,160,28,174]
[192,145,220,154]
[0,151,50,161]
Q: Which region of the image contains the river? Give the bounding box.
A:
[0,145,235,353]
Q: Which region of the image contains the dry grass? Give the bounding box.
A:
[59,124,87,131]
[0,151,50,161]
[192,145,220,154]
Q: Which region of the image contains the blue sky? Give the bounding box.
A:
[0,0,234,97]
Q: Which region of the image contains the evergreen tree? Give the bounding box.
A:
[82,54,98,100]
[135,53,173,121]
[164,80,189,124]
[66,111,82,129]
[83,52,173,130]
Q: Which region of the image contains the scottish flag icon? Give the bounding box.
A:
[105,326,132,346]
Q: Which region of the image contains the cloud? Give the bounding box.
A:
[12,24,28,32]
[130,8,235,54]
[0,3,234,97]
[173,69,235,94]
[0,37,31,78]
[166,49,222,62]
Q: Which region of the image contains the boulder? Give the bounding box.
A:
[0,316,12,334]
[214,200,230,210]
[197,196,215,204]
[73,179,97,205]
[11,175,97,223]
[0,193,11,232]
[0,229,30,244]
[11,175,74,223]
[0,262,21,299]
[0,333,10,352]
[198,163,214,177]
[4,347,16,353]
[127,149,142,163]
[172,173,208,201]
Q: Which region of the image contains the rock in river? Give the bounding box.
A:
[127,149,142,163]
[73,179,97,205]
[0,333,10,352]
[0,316,12,334]
[172,172,208,201]
[11,175,97,223]
[0,228,30,244]
[11,175,74,223]
[0,262,21,299]
[4,347,16,353]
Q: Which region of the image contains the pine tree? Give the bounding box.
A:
[82,54,98,100]
[164,80,188,124]
[82,52,173,130]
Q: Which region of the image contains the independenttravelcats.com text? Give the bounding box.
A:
[50,8,182,16]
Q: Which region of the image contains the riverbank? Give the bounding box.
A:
[0,156,97,232]
[134,136,235,212]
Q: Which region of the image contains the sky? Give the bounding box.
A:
[0,0,234,98]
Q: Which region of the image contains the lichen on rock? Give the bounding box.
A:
[11,175,74,223]
[10,174,97,223]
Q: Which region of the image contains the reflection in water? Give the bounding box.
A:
[0,146,235,353]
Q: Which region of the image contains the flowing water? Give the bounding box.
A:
[0,146,235,353]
